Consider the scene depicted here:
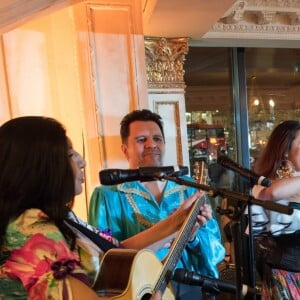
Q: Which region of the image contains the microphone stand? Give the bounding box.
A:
[160,174,293,300]
[160,175,293,215]
[244,198,255,300]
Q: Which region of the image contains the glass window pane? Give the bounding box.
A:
[246,48,300,168]
[185,47,236,190]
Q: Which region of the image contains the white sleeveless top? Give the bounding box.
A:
[247,185,300,236]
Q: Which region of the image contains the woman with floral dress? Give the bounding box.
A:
[0,116,206,299]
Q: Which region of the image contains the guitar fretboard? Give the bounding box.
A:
[153,196,205,292]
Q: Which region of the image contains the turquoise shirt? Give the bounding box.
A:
[89,177,225,278]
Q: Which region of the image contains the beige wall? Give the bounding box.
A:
[0,0,148,220]
[0,0,190,222]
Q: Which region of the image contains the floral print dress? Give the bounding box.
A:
[0,209,114,300]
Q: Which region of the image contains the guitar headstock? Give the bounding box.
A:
[193,160,210,185]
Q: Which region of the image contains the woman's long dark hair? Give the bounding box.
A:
[0,116,76,248]
[254,120,300,178]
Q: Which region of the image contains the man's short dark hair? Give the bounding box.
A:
[120,109,165,143]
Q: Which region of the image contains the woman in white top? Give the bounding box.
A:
[249,120,300,299]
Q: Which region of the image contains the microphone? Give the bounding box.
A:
[99,166,189,185]
[173,269,257,296]
[217,155,272,187]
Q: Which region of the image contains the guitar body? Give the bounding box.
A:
[94,248,174,300]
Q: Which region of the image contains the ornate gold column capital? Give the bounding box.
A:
[144,37,189,89]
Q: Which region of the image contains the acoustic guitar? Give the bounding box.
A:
[93,190,206,299]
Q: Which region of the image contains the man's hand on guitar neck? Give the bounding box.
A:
[174,190,213,242]
[189,202,212,242]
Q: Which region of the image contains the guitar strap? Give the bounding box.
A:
[65,219,117,252]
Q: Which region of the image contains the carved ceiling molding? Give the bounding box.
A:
[144,37,189,89]
[206,0,300,38]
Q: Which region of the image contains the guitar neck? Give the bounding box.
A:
[153,196,205,293]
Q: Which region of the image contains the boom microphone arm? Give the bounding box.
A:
[162,175,293,215]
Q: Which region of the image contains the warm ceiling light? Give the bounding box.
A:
[253,99,260,106]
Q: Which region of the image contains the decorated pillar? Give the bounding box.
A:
[144,37,190,168]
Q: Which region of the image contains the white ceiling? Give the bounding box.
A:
[142,0,300,48]
[142,0,236,40]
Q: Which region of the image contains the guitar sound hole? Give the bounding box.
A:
[141,292,152,300]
